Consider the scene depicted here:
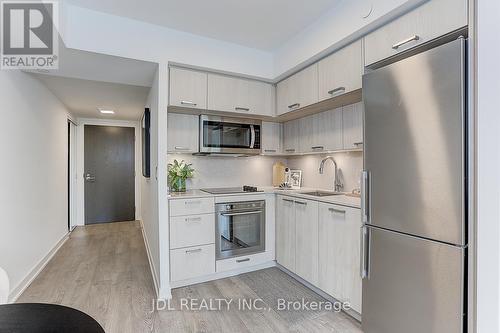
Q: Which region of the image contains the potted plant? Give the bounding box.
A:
[168,159,194,192]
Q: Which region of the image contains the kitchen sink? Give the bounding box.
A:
[301,191,344,197]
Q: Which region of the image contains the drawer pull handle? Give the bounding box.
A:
[180,100,197,106]
[236,258,250,263]
[353,142,363,147]
[392,35,420,50]
[288,103,300,109]
[264,149,277,153]
[235,107,250,112]
[328,87,346,95]
[185,217,202,222]
[282,198,294,203]
[185,248,202,254]
[311,146,324,150]
[285,149,295,153]
[295,201,307,205]
[329,207,346,214]
[174,146,190,151]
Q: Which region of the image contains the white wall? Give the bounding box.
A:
[287,152,363,192]
[476,0,500,330]
[74,118,142,226]
[0,71,71,300]
[61,4,274,79]
[141,68,161,296]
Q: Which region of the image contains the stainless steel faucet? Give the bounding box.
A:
[319,156,344,192]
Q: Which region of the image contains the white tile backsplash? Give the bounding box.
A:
[167,154,287,189]
[167,152,362,192]
[286,152,363,192]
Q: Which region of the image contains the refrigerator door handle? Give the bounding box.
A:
[361,170,370,223]
[360,225,370,279]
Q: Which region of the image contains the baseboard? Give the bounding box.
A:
[9,231,70,302]
[139,220,160,298]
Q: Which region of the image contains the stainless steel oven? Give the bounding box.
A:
[199,115,261,155]
[215,200,265,259]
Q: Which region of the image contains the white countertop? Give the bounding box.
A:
[168,186,361,209]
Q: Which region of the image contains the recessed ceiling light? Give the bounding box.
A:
[99,109,115,114]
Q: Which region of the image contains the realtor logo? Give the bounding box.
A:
[1,1,58,69]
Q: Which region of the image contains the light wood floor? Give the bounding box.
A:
[19,221,362,333]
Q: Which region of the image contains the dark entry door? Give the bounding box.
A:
[84,125,135,224]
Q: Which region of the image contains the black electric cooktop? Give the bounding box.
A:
[200,186,263,194]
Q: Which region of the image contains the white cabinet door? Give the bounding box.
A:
[364,0,467,66]
[315,108,343,152]
[276,196,296,272]
[262,122,282,154]
[169,67,207,109]
[298,115,314,153]
[208,74,274,116]
[318,203,362,313]
[277,64,319,115]
[283,119,299,154]
[318,40,363,102]
[342,102,363,150]
[167,113,199,153]
[294,198,319,285]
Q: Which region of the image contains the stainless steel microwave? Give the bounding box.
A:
[199,115,261,155]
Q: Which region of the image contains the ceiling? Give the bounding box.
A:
[65,0,340,50]
[32,74,150,121]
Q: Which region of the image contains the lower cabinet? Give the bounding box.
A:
[170,244,215,281]
[276,195,362,314]
[318,202,362,313]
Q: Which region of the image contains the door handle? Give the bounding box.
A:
[361,170,369,223]
[84,173,96,182]
[360,226,370,279]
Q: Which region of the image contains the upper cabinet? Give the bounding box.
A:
[169,67,207,109]
[277,64,318,115]
[364,0,467,66]
[167,113,199,153]
[207,74,275,116]
[342,102,363,150]
[261,122,282,154]
[318,40,363,102]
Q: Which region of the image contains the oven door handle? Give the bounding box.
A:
[250,125,255,149]
[220,210,263,217]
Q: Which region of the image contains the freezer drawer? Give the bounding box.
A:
[362,226,465,333]
[362,38,466,245]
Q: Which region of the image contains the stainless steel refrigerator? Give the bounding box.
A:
[361,38,467,333]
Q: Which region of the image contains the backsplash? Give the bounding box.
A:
[167,154,287,189]
[167,152,362,192]
[286,152,363,192]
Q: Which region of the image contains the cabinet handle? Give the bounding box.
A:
[285,149,296,152]
[264,149,277,153]
[185,217,202,222]
[235,107,250,112]
[185,248,202,254]
[328,207,345,214]
[328,87,346,96]
[282,198,294,203]
[353,142,363,147]
[392,35,420,50]
[294,201,307,205]
[311,146,324,150]
[174,146,191,151]
[185,200,201,205]
[236,258,250,263]
[180,100,197,106]
[288,103,300,109]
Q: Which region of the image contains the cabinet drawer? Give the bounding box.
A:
[216,252,273,272]
[364,0,467,66]
[170,244,215,281]
[169,197,214,217]
[170,214,215,249]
